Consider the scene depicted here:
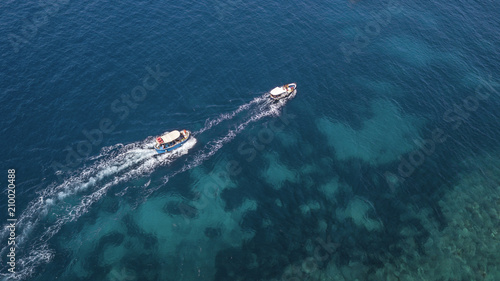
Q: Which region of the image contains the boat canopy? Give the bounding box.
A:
[157,130,181,143]
[270,87,286,96]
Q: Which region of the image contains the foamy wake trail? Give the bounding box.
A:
[0,138,196,280]
[193,93,268,135]
[0,91,291,280]
[150,97,288,194]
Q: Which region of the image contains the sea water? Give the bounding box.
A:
[1,0,499,280]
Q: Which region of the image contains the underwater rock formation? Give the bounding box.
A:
[271,152,500,281]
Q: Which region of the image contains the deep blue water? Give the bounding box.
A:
[1,0,500,280]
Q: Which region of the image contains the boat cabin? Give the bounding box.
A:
[155,130,183,149]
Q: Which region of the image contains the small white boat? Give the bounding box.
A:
[269,83,297,101]
[154,129,191,154]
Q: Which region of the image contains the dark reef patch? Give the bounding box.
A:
[163,201,198,219]
[204,226,222,239]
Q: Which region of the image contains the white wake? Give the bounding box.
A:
[0,91,295,280]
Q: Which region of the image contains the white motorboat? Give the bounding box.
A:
[269,83,297,101]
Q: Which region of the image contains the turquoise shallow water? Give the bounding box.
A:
[1,0,500,280]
